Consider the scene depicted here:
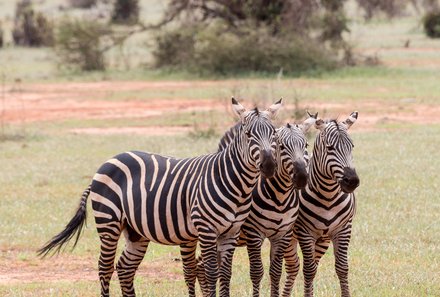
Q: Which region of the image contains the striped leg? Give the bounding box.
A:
[199,231,219,297]
[246,236,264,297]
[97,221,122,297]
[269,236,290,297]
[180,241,198,297]
[315,238,330,264]
[332,226,352,297]
[299,235,318,297]
[116,227,149,297]
[218,235,239,297]
[282,235,300,297]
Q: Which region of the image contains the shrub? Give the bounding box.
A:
[423,11,440,38]
[68,0,97,9]
[152,24,338,76]
[55,18,111,71]
[12,0,54,47]
[111,0,139,24]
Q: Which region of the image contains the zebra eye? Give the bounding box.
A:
[327,144,334,150]
[245,130,252,138]
[279,143,285,150]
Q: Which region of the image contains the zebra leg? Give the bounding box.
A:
[332,227,352,297]
[98,221,122,297]
[199,233,219,297]
[268,236,290,297]
[299,236,318,297]
[282,235,300,297]
[116,226,149,297]
[246,236,264,297]
[218,234,240,297]
[196,255,211,297]
[314,238,330,265]
[180,241,198,297]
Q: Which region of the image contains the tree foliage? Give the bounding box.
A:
[111,0,140,24]
[12,0,54,47]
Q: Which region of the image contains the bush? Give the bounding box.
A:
[152,24,338,76]
[55,18,111,71]
[111,0,139,24]
[423,11,440,38]
[68,0,97,9]
[12,0,54,47]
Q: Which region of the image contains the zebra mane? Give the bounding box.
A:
[252,107,260,115]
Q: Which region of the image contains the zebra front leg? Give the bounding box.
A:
[97,221,122,297]
[217,235,239,297]
[199,234,219,297]
[299,236,318,297]
[332,227,352,297]
[268,236,291,297]
[282,235,300,297]
[314,238,330,265]
[246,237,264,297]
[116,227,149,297]
[180,241,198,297]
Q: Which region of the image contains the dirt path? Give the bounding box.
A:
[0,249,181,285]
[1,81,438,135]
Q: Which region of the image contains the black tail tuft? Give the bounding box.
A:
[37,185,91,258]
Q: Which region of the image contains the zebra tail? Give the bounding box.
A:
[37,185,91,258]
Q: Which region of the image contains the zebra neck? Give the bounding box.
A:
[307,159,342,201]
[219,135,260,197]
[259,174,295,204]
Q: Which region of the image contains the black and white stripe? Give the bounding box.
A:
[38,98,282,297]
[283,112,360,297]
[198,113,317,297]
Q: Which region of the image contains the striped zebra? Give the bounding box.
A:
[38,98,282,297]
[283,112,360,297]
[198,112,317,297]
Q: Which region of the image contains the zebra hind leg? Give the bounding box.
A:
[96,220,123,297]
[116,225,149,297]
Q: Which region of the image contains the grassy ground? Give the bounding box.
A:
[1,3,440,297]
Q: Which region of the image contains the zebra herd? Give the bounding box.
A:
[38,98,360,297]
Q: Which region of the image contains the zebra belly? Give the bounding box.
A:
[91,151,200,245]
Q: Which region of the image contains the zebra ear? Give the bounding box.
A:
[342,111,358,129]
[315,118,328,131]
[265,98,283,119]
[231,97,246,119]
[299,111,318,133]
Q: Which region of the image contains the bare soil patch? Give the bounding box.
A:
[1,81,438,136]
[0,249,181,285]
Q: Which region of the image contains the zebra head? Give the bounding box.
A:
[232,97,282,179]
[276,112,317,189]
[314,111,360,193]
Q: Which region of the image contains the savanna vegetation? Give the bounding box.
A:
[0,0,440,296]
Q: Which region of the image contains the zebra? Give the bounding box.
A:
[38,98,282,297]
[197,111,318,297]
[282,112,360,297]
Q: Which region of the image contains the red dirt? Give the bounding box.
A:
[2,81,438,135]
